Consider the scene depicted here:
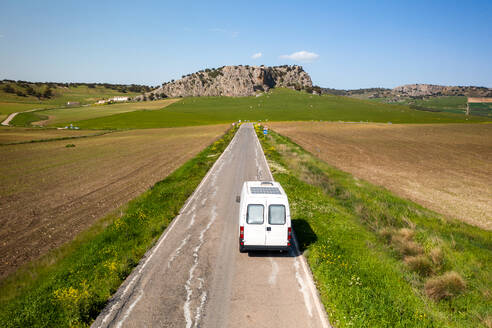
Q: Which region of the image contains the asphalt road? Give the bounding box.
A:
[91,123,330,328]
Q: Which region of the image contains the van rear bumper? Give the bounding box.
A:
[242,244,291,251]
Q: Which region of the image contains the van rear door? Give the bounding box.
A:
[244,203,266,246]
[265,203,288,246]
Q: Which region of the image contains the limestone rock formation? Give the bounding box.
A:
[150,65,312,98]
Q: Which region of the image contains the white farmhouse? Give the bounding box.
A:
[111,96,129,102]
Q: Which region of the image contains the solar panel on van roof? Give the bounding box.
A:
[250,187,281,195]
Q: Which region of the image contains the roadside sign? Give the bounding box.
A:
[263,128,268,135]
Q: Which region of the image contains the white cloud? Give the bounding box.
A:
[280,50,319,63]
[251,52,262,59]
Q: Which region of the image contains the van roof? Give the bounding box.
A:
[244,181,286,197]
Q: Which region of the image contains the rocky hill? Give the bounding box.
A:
[149,65,312,98]
[391,84,492,97]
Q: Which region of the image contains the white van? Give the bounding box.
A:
[237,181,292,252]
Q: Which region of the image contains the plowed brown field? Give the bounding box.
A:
[0,125,228,279]
[270,122,492,230]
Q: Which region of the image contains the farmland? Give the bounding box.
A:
[0,83,143,122]
[371,95,492,117]
[0,124,228,279]
[257,126,491,327]
[0,127,108,145]
[23,98,181,127]
[71,88,489,130]
[269,122,492,230]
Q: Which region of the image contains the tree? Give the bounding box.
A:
[3,84,15,93]
[148,93,155,101]
[43,88,53,98]
[25,86,35,95]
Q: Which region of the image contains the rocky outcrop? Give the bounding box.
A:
[150,65,312,98]
[391,84,492,97]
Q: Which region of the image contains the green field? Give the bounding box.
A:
[0,84,142,121]
[469,102,492,117]
[257,126,491,328]
[72,89,488,130]
[11,99,180,127]
[407,96,466,110]
[371,95,492,117]
[0,102,51,116]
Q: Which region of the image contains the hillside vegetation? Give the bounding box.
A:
[72,88,488,129]
[0,81,148,121]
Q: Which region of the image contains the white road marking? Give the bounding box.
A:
[99,128,241,328]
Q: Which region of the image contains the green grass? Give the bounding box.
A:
[10,99,180,127]
[0,125,238,328]
[10,112,48,126]
[72,89,488,130]
[469,102,492,117]
[408,96,467,110]
[0,102,50,116]
[256,126,491,328]
[371,95,492,117]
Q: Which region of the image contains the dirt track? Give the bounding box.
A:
[270,122,492,230]
[0,125,228,279]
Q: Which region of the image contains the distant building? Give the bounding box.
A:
[111,96,129,102]
[96,96,128,105]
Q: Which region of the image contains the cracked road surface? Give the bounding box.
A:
[91,123,330,328]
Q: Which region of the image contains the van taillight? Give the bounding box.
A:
[240,226,244,239]
[288,227,292,241]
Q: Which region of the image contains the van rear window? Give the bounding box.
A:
[247,204,264,224]
[269,205,286,225]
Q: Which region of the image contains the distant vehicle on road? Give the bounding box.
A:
[238,181,292,252]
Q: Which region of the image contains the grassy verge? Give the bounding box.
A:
[255,126,491,327]
[0,125,238,327]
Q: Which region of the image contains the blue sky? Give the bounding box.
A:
[0,0,491,89]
